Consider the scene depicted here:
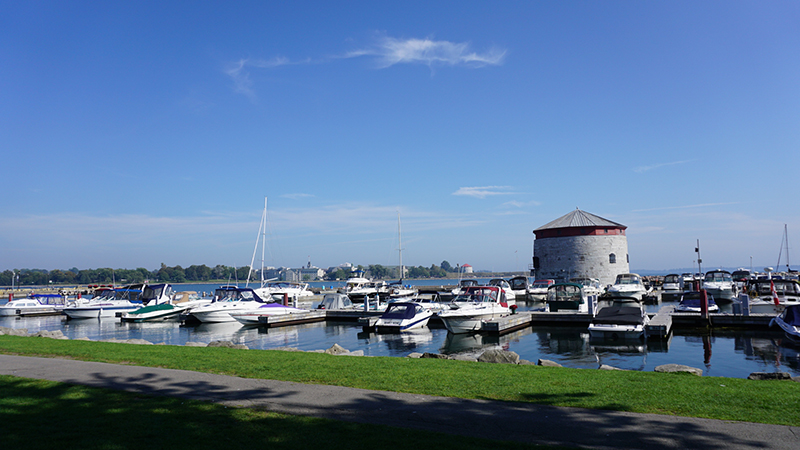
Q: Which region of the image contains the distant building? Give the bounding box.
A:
[461,264,474,274]
[532,209,630,286]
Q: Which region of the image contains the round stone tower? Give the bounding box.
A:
[532,209,629,286]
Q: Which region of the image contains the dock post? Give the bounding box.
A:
[588,294,596,316]
[283,293,288,306]
[700,289,709,320]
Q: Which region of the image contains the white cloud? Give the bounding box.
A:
[633,159,695,173]
[346,36,506,69]
[453,186,515,199]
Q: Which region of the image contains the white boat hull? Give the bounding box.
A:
[588,323,645,340]
[63,304,141,319]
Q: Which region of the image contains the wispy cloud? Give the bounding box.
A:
[502,200,541,208]
[452,186,515,199]
[633,159,695,173]
[225,56,312,100]
[345,35,506,69]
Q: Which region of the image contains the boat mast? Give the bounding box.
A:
[247,197,268,287]
[397,212,404,281]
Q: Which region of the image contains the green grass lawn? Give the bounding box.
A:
[1,335,798,427]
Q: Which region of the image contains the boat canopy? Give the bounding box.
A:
[454,286,500,303]
[509,276,529,290]
[318,293,354,309]
[614,274,642,285]
[380,302,423,320]
[592,305,646,325]
[679,291,717,307]
[546,283,584,303]
[705,271,732,282]
[747,280,800,296]
[783,305,800,327]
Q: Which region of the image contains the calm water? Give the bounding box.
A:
[2,282,798,379]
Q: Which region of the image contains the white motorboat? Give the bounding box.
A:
[545,283,592,313]
[508,276,531,301]
[316,293,358,310]
[569,277,605,297]
[121,289,211,322]
[255,281,315,302]
[528,279,555,299]
[660,274,684,300]
[743,277,800,315]
[450,278,479,297]
[588,304,649,340]
[340,274,386,301]
[229,302,310,325]
[437,286,511,334]
[606,273,648,301]
[0,294,64,316]
[386,281,418,300]
[770,304,800,343]
[702,270,736,303]
[189,286,270,323]
[488,278,516,305]
[374,302,434,332]
[63,285,145,319]
[674,291,720,313]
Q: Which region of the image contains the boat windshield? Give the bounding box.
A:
[531,280,553,289]
[547,284,582,302]
[454,287,498,303]
[705,272,732,282]
[748,281,800,296]
[615,275,641,285]
[664,275,680,283]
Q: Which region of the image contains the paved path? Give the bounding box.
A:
[1,354,798,449]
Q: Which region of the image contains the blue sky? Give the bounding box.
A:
[2,1,799,274]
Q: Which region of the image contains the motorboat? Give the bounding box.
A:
[545,283,591,313]
[189,286,270,323]
[743,276,800,315]
[488,278,516,305]
[588,304,649,340]
[0,294,64,316]
[731,269,752,290]
[508,276,531,301]
[528,279,555,299]
[437,286,511,334]
[569,277,605,297]
[121,289,211,323]
[255,281,314,303]
[702,270,736,303]
[341,276,386,301]
[770,304,800,343]
[229,302,310,325]
[450,278,479,297]
[660,274,684,300]
[674,291,720,313]
[316,293,358,310]
[606,273,648,301]
[374,302,434,332]
[63,285,145,319]
[386,281,418,300]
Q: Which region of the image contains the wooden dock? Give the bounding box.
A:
[645,305,674,339]
[256,310,326,327]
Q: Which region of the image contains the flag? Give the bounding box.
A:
[770,280,780,306]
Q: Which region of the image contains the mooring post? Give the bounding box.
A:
[700,289,709,320]
[283,293,288,306]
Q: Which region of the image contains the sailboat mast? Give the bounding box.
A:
[785,224,790,272]
[261,197,267,286]
[397,212,403,280]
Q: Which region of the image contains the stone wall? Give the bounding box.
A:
[533,234,630,286]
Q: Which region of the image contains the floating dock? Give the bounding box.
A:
[256,310,326,327]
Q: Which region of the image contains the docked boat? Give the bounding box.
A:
[674,291,720,313]
[255,281,315,302]
[229,302,310,325]
[340,275,386,301]
[744,276,800,315]
[316,293,358,310]
[488,278,516,305]
[606,273,648,301]
[508,276,531,301]
[121,288,211,323]
[545,283,591,313]
[528,279,555,299]
[770,304,800,343]
[450,278,479,297]
[374,302,434,332]
[0,294,65,317]
[701,270,736,303]
[386,281,418,300]
[63,285,145,319]
[437,286,511,334]
[731,268,752,291]
[569,277,605,297]
[189,286,270,323]
[588,304,649,340]
[660,274,684,300]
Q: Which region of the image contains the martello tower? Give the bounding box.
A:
[532,209,629,286]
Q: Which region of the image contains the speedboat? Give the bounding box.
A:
[660,274,684,300]
[508,276,531,301]
[743,277,800,315]
[0,294,64,316]
[606,273,648,301]
[437,286,511,334]
[528,279,555,299]
[770,304,800,343]
[674,291,720,313]
[255,281,314,303]
[341,276,386,301]
[488,278,516,305]
[450,278,479,296]
[702,270,736,303]
[189,286,270,323]
[63,285,145,319]
[121,288,211,323]
[545,283,591,313]
[316,293,358,310]
[588,304,649,340]
[374,302,434,332]
[229,302,310,325]
[569,277,604,297]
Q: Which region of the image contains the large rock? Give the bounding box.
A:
[747,372,793,381]
[599,364,623,371]
[537,359,563,367]
[654,364,703,376]
[478,349,520,364]
[406,352,424,358]
[31,330,67,340]
[208,340,248,350]
[420,352,448,359]
[324,344,349,355]
[0,327,28,336]
[184,341,207,347]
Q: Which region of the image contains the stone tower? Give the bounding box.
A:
[532,209,629,286]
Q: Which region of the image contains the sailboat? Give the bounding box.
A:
[777,224,797,276]
[388,212,417,299]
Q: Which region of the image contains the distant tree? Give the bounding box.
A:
[408,266,430,278]
[368,264,389,279]
[440,260,452,272]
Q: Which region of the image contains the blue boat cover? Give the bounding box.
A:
[784,305,800,327]
[380,303,418,320]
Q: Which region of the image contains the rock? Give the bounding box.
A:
[184,341,207,347]
[537,359,563,367]
[74,337,91,341]
[122,339,153,345]
[274,346,303,352]
[518,359,536,366]
[406,352,423,358]
[449,354,478,362]
[599,364,623,371]
[478,349,520,364]
[654,364,703,376]
[32,330,66,339]
[325,344,349,355]
[338,350,364,356]
[420,352,448,359]
[747,372,793,381]
[0,327,28,336]
[208,340,248,349]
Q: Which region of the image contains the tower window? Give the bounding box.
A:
[609,253,616,264]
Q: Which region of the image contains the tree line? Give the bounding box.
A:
[1,261,466,286]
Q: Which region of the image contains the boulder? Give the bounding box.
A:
[537,359,563,367]
[449,354,478,362]
[478,349,520,364]
[420,352,448,359]
[337,350,364,356]
[0,327,28,336]
[654,364,703,376]
[324,344,349,355]
[747,372,793,381]
[208,340,248,349]
[184,341,207,347]
[122,339,153,345]
[406,352,424,358]
[518,359,536,366]
[599,364,623,371]
[32,330,67,339]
